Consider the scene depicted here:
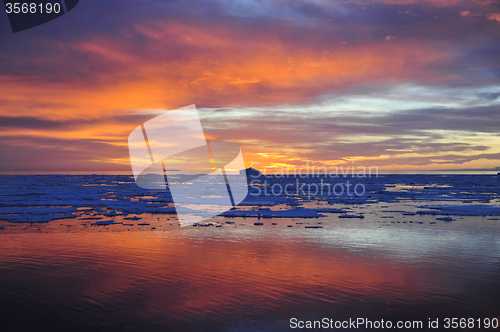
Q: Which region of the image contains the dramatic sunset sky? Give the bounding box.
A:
[0,0,499,172]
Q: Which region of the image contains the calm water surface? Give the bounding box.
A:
[1,224,500,331]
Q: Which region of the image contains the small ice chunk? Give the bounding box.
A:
[91,220,122,226]
[338,214,365,219]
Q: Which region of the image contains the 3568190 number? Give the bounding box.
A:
[443,318,499,329]
[5,2,61,14]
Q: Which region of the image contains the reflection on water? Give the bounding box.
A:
[1,225,500,331]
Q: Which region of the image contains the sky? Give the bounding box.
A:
[0,0,499,172]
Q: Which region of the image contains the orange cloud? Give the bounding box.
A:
[0,21,447,121]
[0,10,489,171]
[460,10,481,17]
[487,13,500,21]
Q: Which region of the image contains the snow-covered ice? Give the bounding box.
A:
[0,174,499,230]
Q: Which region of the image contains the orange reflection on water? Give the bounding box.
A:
[0,228,453,324]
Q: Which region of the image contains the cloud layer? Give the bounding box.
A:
[0,0,499,171]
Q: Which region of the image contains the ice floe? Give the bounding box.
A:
[417,205,500,216]
[0,173,499,226]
